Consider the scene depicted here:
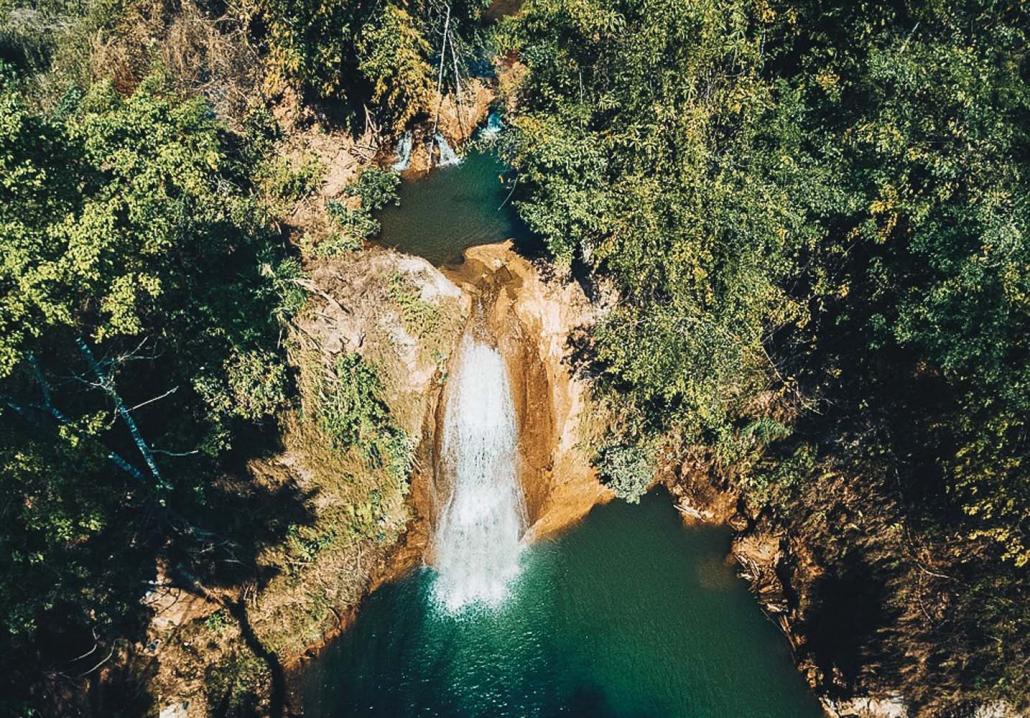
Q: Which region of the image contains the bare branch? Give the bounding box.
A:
[77,337,168,491]
[127,386,179,413]
[26,353,69,423]
[431,3,451,144]
[152,447,201,457]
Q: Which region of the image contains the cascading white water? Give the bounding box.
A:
[434,132,463,167]
[432,334,525,612]
[391,131,413,171]
[478,110,504,141]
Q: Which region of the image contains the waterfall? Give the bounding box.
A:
[432,334,525,612]
[478,110,504,141]
[391,131,413,172]
[434,132,463,167]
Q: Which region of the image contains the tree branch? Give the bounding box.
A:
[76,338,168,492]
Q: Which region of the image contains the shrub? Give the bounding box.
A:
[326,199,380,242]
[597,444,653,502]
[323,167,400,251]
[309,230,364,258]
[258,152,325,204]
[387,272,441,338]
[225,349,290,422]
[317,353,412,480]
[343,167,400,212]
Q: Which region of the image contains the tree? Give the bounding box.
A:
[498,0,1028,707]
[358,4,435,131]
[0,68,295,713]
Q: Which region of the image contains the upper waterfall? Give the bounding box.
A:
[434,133,463,167]
[432,334,526,612]
[391,131,414,171]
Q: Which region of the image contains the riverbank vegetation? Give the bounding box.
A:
[496,0,1027,712]
[0,0,483,714]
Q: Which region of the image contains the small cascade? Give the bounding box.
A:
[391,131,413,172]
[478,110,504,141]
[432,334,525,612]
[434,132,463,167]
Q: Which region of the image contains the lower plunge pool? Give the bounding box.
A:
[298,490,824,718]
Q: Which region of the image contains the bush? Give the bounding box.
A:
[343,167,400,212]
[356,5,434,130]
[316,354,411,478]
[260,255,308,324]
[387,272,441,338]
[597,444,653,502]
[225,349,290,422]
[318,354,389,449]
[326,199,380,242]
[309,230,364,258]
[258,152,326,204]
[323,167,401,251]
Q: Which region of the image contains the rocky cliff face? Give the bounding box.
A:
[443,241,609,541]
[298,248,468,438]
[290,240,607,587]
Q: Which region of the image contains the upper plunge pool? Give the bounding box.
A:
[374,149,537,266]
[298,490,824,717]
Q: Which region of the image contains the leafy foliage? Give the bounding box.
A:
[0,68,296,713]
[317,353,412,478]
[500,0,1028,708]
[344,166,401,212]
[259,0,490,129]
[387,272,442,338]
[260,0,367,97]
[498,0,807,457]
[324,167,401,252]
[258,152,326,205]
[357,4,435,130]
[597,444,653,503]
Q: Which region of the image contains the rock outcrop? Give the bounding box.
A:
[299,248,468,437]
[443,241,609,540]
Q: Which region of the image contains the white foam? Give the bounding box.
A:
[435,133,463,167]
[391,131,413,171]
[432,335,525,612]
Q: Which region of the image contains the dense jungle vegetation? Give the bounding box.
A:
[0,0,1026,715]
[497,0,1028,711]
[0,0,485,713]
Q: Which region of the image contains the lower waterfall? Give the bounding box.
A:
[432,334,526,612]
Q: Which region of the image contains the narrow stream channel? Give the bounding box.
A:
[298,147,825,717]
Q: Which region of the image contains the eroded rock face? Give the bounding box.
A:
[398,79,495,176]
[823,695,910,718]
[158,702,190,718]
[300,248,468,438]
[443,241,609,540]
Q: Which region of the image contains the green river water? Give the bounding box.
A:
[376,149,534,265]
[299,492,823,717]
[298,150,824,717]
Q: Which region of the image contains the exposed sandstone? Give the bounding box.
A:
[443,241,610,540]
